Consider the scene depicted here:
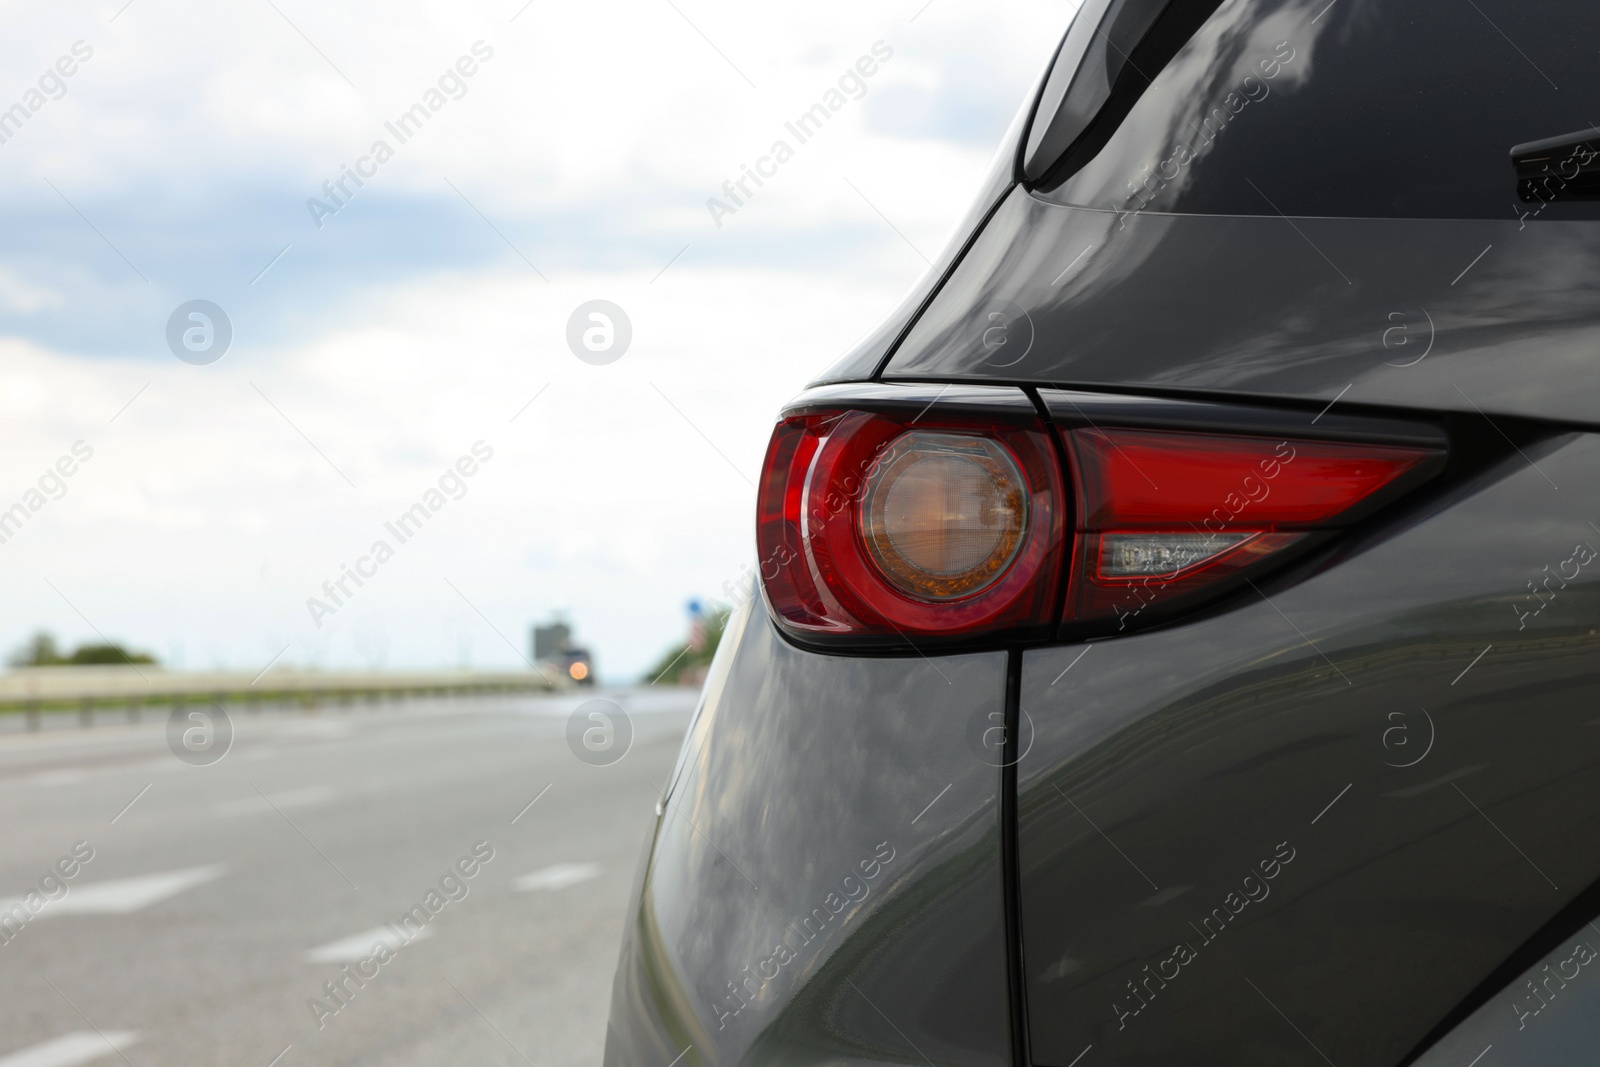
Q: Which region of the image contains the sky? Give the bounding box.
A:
[0,0,1076,679]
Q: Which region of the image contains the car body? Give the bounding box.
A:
[606,1,1600,1064]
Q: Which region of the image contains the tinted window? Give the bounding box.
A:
[1036,0,1600,220]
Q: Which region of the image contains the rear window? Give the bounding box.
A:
[1036,0,1600,220]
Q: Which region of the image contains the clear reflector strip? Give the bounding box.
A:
[1098,532,1255,578]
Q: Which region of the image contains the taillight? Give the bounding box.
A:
[1062,428,1440,632]
[756,388,1446,648]
[860,432,1028,600]
[756,407,1063,647]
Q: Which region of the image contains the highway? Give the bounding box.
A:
[0,688,697,1067]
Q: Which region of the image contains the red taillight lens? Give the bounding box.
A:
[756,391,1446,647]
[1072,430,1433,527]
[756,409,1063,645]
[1063,428,1440,630]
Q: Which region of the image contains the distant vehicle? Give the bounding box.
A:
[557,647,594,686]
[606,2,1600,1064]
[532,619,594,685]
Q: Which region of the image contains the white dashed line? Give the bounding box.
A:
[0,1031,139,1067]
[0,865,225,916]
[513,863,601,892]
[306,924,433,963]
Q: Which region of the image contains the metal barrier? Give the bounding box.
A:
[0,666,567,731]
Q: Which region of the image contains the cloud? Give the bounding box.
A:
[0,0,1072,675]
[0,266,64,313]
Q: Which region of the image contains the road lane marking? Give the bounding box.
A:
[306,924,433,962]
[0,865,225,916]
[513,863,600,892]
[0,1031,139,1067]
[214,785,335,817]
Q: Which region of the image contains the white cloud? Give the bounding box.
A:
[0,269,63,313]
[0,0,1075,676]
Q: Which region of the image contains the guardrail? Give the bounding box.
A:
[0,666,568,731]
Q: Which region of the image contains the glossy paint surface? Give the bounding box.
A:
[604,591,1014,1066]
[1015,436,1600,1065]
[884,187,1600,426]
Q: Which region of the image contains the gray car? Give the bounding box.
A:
[606,0,1600,1063]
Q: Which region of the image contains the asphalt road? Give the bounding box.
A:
[0,687,697,1067]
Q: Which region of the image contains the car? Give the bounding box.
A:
[605,1,1600,1063]
[558,647,595,686]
